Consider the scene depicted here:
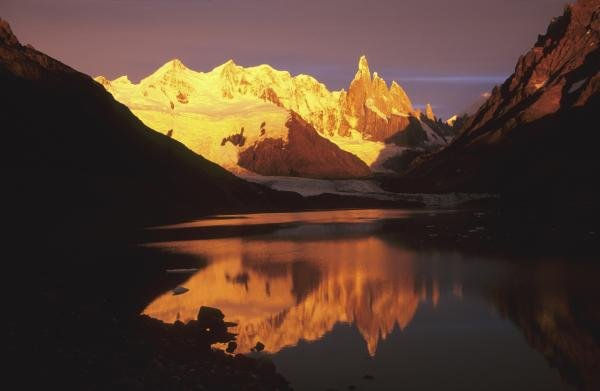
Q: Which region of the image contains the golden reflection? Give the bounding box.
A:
[148,209,418,230]
[143,235,456,355]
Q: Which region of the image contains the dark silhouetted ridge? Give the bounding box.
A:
[0,18,303,227]
[389,0,600,217]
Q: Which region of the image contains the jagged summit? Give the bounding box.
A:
[166,58,188,70]
[93,75,111,88]
[402,0,600,203]
[445,115,458,126]
[113,75,132,84]
[215,58,243,77]
[97,54,446,174]
[138,58,198,90]
[340,55,441,143]
[150,58,190,77]
[358,55,370,73]
[213,58,238,69]
[354,55,372,83]
[92,75,132,88]
[425,103,435,121]
[390,81,413,112]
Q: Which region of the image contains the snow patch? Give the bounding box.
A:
[243,174,498,207]
[391,108,410,117]
[568,79,587,94]
[242,175,398,200]
[389,192,498,208]
[365,98,388,120]
[328,130,391,168]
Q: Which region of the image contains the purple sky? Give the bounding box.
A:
[1,0,566,118]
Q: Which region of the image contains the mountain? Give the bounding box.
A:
[0,18,302,224]
[95,59,368,179]
[96,56,447,176]
[445,115,458,126]
[463,92,492,117]
[444,92,492,130]
[340,56,414,140]
[239,112,370,178]
[391,0,600,213]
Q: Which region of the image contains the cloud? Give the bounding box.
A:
[395,76,507,84]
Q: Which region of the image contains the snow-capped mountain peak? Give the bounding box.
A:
[357,55,371,77]
[159,58,189,72]
[113,75,132,84]
[96,56,449,176]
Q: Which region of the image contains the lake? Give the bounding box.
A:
[141,210,599,390]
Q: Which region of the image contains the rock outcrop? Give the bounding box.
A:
[425,103,435,121]
[238,112,371,179]
[0,19,19,46]
[459,0,599,140]
[339,55,417,141]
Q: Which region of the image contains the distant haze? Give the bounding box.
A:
[1,0,566,119]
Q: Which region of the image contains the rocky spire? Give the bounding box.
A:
[390,81,413,113]
[425,103,435,120]
[371,72,388,94]
[344,56,372,119]
[358,55,370,72]
[355,55,372,83]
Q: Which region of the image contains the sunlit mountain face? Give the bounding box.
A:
[96,56,453,178]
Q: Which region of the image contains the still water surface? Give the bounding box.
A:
[142,210,598,390]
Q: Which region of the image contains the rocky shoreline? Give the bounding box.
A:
[117,307,290,391]
[8,223,293,391]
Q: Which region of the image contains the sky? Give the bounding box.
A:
[1,0,567,119]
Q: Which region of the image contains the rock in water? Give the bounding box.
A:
[171,286,189,295]
[252,341,265,352]
[165,268,198,274]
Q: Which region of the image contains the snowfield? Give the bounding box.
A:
[243,174,497,207]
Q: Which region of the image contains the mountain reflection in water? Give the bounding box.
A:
[142,210,599,390]
[144,236,441,355]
